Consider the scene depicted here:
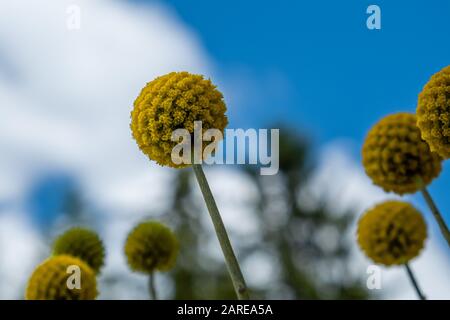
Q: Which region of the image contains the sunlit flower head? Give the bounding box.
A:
[362,112,441,194]
[130,71,228,167]
[417,65,450,158]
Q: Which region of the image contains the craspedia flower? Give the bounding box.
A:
[52,227,105,274]
[417,65,450,158]
[357,200,427,266]
[362,112,442,194]
[130,71,228,167]
[125,221,179,274]
[25,255,97,300]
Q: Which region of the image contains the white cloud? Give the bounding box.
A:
[0,210,46,299]
[202,167,260,236]
[0,0,212,208]
[0,0,213,299]
[305,139,402,214]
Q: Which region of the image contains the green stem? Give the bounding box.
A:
[148,273,158,300]
[192,163,250,300]
[404,263,426,300]
[420,187,450,247]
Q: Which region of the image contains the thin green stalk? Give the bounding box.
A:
[419,186,450,247]
[148,273,158,300]
[404,263,426,300]
[192,163,250,300]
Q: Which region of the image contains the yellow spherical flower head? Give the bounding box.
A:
[52,227,105,274]
[130,71,228,167]
[357,201,427,266]
[125,221,179,274]
[417,65,450,158]
[26,255,97,300]
[362,112,442,194]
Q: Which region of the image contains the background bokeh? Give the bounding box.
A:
[0,0,449,299]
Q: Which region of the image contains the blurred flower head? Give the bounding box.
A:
[417,65,450,158]
[130,71,228,168]
[52,227,105,274]
[357,200,427,266]
[25,255,97,300]
[362,112,442,194]
[124,221,179,274]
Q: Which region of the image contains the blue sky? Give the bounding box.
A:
[130,0,450,222]
[134,0,450,142]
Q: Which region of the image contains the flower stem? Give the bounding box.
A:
[148,273,158,300]
[192,163,250,300]
[404,263,426,300]
[420,187,450,247]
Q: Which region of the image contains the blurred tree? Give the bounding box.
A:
[167,126,370,299]
[167,169,236,299]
